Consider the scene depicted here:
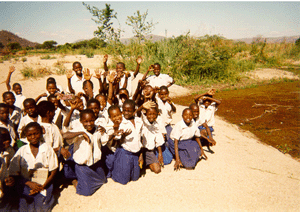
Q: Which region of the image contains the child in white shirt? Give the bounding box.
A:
[0,103,17,148]
[2,91,22,129]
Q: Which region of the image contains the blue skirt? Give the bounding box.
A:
[167,138,201,169]
[154,143,173,165]
[165,125,173,146]
[198,126,214,138]
[111,147,140,185]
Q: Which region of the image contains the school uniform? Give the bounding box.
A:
[156,96,174,140]
[146,73,173,88]
[95,103,110,128]
[67,75,84,95]
[63,124,107,196]
[111,117,143,185]
[0,120,17,147]
[9,106,22,127]
[141,113,173,166]
[12,91,26,110]
[119,73,135,97]
[17,114,42,137]
[198,102,217,132]
[0,151,14,210]
[8,142,58,212]
[168,119,202,169]
[39,122,63,150]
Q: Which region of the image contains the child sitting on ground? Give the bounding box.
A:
[6,66,26,110]
[168,108,207,171]
[62,109,107,196]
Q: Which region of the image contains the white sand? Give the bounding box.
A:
[0,55,299,211]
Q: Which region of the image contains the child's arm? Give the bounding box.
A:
[66,70,75,94]
[95,69,105,95]
[103,54,108,72]
[194,92,209,104]
[106,72,116,106]
[63,100,77,128]
[35,93,47,103]
[141,65,153,81]
[6,66,15,91]
[195,137,207,160]
[122,71,131,89]
[203,96,221,107]
[157,146,164,167]
[83,68,92,81]
[167,97,176,113]
[62,131,91,144]
[134,101,156,117]
[133,56,142,78]
[174,139,183,171]
[167,78,175,88]
[42,168,58,190]
[202,121,216,145]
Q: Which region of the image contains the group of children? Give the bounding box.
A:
[0,55,221,211]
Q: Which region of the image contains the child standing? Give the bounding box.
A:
[168,108,207,170]
[62,109,107,196]
[145,63,175,90]
[6,66,26,110]
[0,103,17,148]
[2,91,22,129]
[9,122,58,211]
[66,62,85,95]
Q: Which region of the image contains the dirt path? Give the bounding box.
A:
[0,56,299,211]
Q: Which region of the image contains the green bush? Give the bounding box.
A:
[21,66,52,78]
[21,57,27,62]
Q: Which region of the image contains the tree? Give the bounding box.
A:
[0,42,4,49]
[126,10,158,43]
[7,42,21,51]
[295,37,300,47]
[83,2,121,42]
[42,40,57,49]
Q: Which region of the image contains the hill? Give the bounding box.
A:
[0,30,39,48]
[235,35,299,44]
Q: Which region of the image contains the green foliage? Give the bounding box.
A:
[21,66,52,78]
[83,2,121,42]
[41,55,56,60]
[42,40,57,49]
[7,42,21,51]
[295,37,300,46]
[126,10,158,43]
[21,57,27,62]
[277,144,292,154]
[70,38,106,49]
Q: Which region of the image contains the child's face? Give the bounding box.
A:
[88,103,100,118]
[146,108,158,124]
[153,64,161,76]
[0,107,9,123]
[3,139,11,149]
[119,90,129,103]
[80,113,96,132]
[116,64,125,73]
[3,94,16,106]
[13,84,22,95]
[158,89,169,102]
[73,63,83,77]
[49,98,59,110]
[26,126,42,145]
[24,102,37,117]
[182,109,193,126]
[83,82,93,96]
[190,105,199,120]
[96,96,107,111]
[109,108,123,127]
[143,86,154,99]
[47,83,58,95]
[122,103,135,120]
[203,99,211,108]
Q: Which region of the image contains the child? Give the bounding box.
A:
[145,63,175,90]
[66,62,85,95]
[95,94,110,124]
[0,127,15,164]
[111,100,143,185]
[2,91,22,129]
[37,101,70,159]
[47,77,64,94]
[194,88,216,104]
[87,98,108,128]
[139,104,173,173]
[0,103,17,148]
[62,109,107,196]
[17,98,41,138]
[6,66,26,110]
[156,86,176,140]
[47,94,68,130]
[35,80,60,103]
[63,96,85,131]
[168,108,207,170]
[189,103,216,153]
[8,122,58,211]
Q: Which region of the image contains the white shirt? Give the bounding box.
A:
[141,113,165,150]
[39,122,63,149]
[17,114,42,136]
[0,120,17,147]
[147,74,173,88]
[156,96,173,126]
[119,117,143,153]
[9,142,58,180]
[0,151,10,181]
[96,105,110,127]
[119,73,134,97]
[70,124,105,166]
[170,119,200,141]
[198,103,217,127]
[67,75,84,95]
[9,106,22,126]
[12,91,26,110]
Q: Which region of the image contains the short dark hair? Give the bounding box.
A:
[2,91,14,100]
[154,63,161,68]
[46,81,57,88]
[23,98,36,107]
[47,77,56,83]
[0,103,9,110]
[159,86,169,93]
[108,105,121,117]
[122,99,135,109]
[37,101,55,117]
[80,109,95,121]
[0,127,11,143]
[182,108,192,115]
[24,122,43,135]
[189,103,198,109]
[116,62,125,68]
[87,98,100,108]
[12,83,21,89]
[83,80,93,89]
[73,61,82,68]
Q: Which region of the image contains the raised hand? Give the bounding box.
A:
[69,99,79,110]
[107,72,116,83]
[66,69,74,79]
[83,68,92,80]
[122,129,132,138]
[9,66,15,73]
[166,97,173,104]
[124,71,131,78]
[136,56,143,65]
[94,68,102,79]
[142,101,156,110]
[207,88,216,96]
[97,126,106,134]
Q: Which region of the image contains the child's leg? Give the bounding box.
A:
[145,150,161,174]
[165,125,172,144]
[154,144,173,165]
[112,148,140,185]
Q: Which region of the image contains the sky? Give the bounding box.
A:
[0,1,299,45]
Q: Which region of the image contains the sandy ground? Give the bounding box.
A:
[0,55,299,211]
[246,68,299,80]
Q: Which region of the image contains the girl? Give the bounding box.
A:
[8,122,58,211]
[62,109,107,196]
[2,91,22,129]
[168,108,207,171]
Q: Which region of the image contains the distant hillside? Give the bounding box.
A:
[234,35,299,44]
[120,34,166,44]
[0,30,39,48]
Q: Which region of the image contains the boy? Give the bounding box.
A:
[146,63,175,90]
[5,66,26,109]
[66,62,85,95]
[0,103,17,147]
[2,91,22,129]
[63,96,84,131]
[35,80,60,103]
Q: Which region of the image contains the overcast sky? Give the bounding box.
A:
[1,1,299,44]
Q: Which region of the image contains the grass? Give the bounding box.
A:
[41,55,57,60]
[20,66,52,78]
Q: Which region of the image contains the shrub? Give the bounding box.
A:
[20,66,52,78]
[21,57,27,62]
[41,55,56,60]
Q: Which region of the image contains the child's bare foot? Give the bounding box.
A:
[207,146,215,154]
[72,179,78,188]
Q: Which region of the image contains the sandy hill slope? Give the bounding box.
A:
[0,30,39,48]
